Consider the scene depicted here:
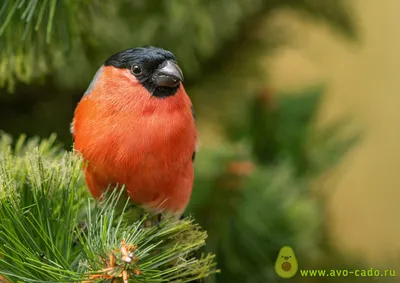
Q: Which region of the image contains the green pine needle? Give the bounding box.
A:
[0,134,217,282]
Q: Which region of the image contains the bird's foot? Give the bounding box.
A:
[140,213,162,229]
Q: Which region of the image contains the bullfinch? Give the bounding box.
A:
[71,47,197,217]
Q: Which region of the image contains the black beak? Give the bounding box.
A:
[153,61,184,88]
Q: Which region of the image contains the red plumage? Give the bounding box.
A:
[72,53,197,215]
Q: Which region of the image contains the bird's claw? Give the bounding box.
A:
[140,213,162,229]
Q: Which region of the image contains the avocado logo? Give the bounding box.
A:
[274,246,298,278]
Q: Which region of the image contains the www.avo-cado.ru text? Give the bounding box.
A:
[299,268,396,277]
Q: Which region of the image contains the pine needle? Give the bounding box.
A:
[0,133,217,282]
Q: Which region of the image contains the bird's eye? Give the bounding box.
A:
[131,65,142,75]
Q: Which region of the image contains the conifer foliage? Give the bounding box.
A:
[0,134,217,282]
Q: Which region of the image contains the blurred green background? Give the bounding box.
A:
[0,0,399,282]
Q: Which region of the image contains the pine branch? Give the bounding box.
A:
[0,134,217,282]
[0,0,94,92]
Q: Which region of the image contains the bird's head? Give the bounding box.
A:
[85,46,185,99]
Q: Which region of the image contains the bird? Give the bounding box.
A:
[71,46,197,218]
